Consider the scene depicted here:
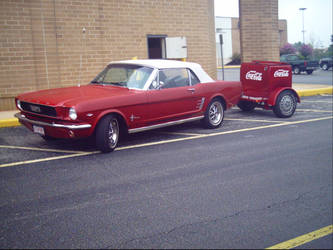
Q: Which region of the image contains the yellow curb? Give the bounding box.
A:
[297,87,333,97]
[217,65,240,69]
[0,118,20,128]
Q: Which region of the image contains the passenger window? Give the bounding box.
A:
[189,70,200,85]
[159,68,189,89]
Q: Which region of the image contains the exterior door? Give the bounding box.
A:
[146,68,203,124]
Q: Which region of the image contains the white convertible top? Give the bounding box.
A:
[108,59,214,83]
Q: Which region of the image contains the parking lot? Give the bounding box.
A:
[0,95,332,248]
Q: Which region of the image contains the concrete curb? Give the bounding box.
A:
[218,65,240,69]
[0,118,20,128]
[296,87,333,97]
[0,87,332,128]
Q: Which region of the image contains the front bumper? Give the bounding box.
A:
[15,113,91,130]
[15,113,93,138]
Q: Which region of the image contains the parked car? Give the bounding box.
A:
[319,57,332,70]
[15,60,242,152]
[280,54,319,74]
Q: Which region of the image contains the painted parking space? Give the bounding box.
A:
[0,95,332,170]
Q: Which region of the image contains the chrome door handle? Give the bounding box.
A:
[187,88,195,93]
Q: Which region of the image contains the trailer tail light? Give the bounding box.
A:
[304,61,307,67]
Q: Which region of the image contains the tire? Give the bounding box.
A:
[237,100,257,112]
[306,70,313,75]
[95,114,120,153]
[203,98,224,129]
[41,135,56,141]
[322,63,328,70]
[273,90,297,118]
[293,66,300,75]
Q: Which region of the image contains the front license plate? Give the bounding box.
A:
[33,125,45,135]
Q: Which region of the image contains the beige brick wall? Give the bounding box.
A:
[231,17,287,56]
[239,0,280,63]
[0,0,216,111]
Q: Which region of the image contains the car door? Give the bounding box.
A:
[146,68,204,124]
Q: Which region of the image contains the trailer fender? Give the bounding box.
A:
[267,87,300,106]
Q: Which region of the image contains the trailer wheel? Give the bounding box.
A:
[95,114,119,153]
[273,90,297,118]
[203,98,224,129]
[237,100,257,112]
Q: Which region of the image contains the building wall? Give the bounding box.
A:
[0,0,216,111]
[215,16,287,64]
[239,0,280,62]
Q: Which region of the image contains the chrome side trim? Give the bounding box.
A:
[128,115,204,134]
[15,113,91,130]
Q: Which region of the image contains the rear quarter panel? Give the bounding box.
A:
[200,81,242,110]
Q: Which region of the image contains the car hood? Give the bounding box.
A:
[17,84,134,107]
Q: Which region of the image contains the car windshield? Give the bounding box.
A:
[90,64,153,90]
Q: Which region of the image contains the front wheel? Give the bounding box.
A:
[95,114,120,153]
[203,98,224,129]
[273,90,297,118]
[322,63,328,70]
[237,100,257,111]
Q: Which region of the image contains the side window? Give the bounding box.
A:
[159,68,189,89]
[189,70,200,85]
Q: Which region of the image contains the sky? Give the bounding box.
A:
[214,0,333,48]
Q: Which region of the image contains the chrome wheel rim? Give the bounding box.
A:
[108,119,119,149]
[209,101,223,126]
[280,95,295,115]
[322,64,328,70]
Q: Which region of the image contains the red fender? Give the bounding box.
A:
[267,87,300,106]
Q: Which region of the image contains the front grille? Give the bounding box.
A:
[21,101,57,117]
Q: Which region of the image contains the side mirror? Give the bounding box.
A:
[151,80,159,89]
[151,80,165,90]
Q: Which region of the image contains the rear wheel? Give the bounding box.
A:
[322,63,328,70]
[237,100,257,112]
[293,66,300,75]
[203,98,224,129]
[273,90,297,118]
[306,70,313,74]
[95,114,119,153]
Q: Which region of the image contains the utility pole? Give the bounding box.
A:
[299,8,307,44]
[219,34,224,80]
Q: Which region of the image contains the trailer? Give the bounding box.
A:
[238,61,300,118]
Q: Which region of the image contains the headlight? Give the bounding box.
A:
[17,100,22,110]
[69,108,77,120]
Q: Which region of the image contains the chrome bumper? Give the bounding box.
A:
[15,113,91,130]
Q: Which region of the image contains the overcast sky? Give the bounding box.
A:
[214,0,333,48]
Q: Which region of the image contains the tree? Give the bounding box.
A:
[280,43,296,55]
[299,44,313,59]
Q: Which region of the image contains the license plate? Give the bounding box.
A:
[33,125,45,135]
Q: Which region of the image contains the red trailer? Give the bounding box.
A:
[238,61,300,118]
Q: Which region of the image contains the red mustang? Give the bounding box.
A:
[15,60,242,152]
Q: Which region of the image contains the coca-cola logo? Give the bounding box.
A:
[245,71,262,81]
[274,69,289,77]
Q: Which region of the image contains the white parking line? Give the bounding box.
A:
[225,118,282,123]
[1,116,332,168]
[0,145,90,154]
[297,109,333,113]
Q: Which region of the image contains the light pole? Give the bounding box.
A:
[299,8,307,44]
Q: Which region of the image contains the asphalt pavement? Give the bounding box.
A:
[0,95,332,248]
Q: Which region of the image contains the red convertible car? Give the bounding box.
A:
[15,60,242,152]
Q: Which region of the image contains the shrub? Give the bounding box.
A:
[299,44,313,58]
